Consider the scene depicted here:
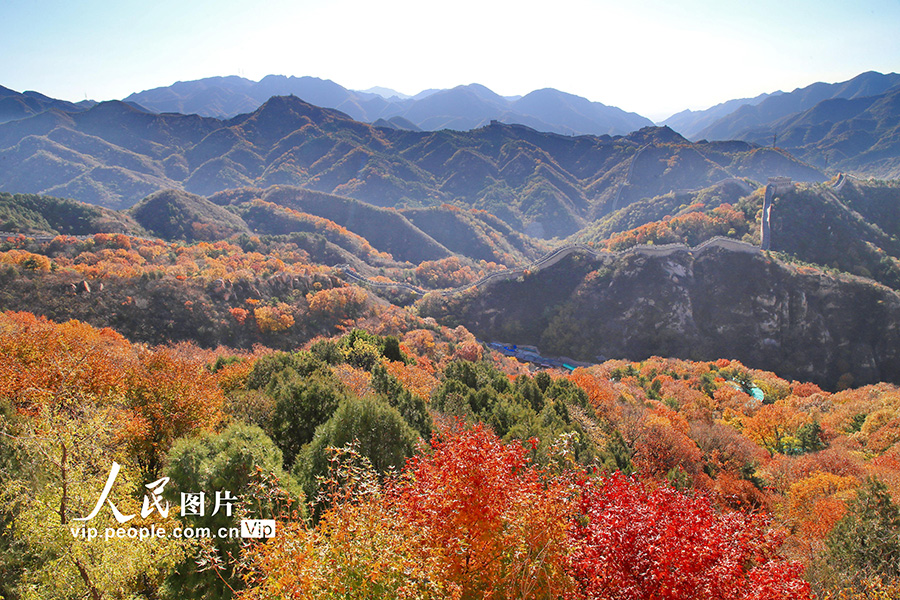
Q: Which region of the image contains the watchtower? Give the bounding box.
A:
[767,177,793,194]
[760,177,793,250]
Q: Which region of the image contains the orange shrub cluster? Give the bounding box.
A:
[0,311,224,472]
[1,233,328,281]
[606,203,748,250]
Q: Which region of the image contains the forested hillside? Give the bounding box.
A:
[1,75,900,600]
[2,176,899,387]
[2,310,899,599]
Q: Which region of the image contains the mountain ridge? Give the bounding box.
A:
[125,76,654,136]
[0,94,827,238]
[695,71,900,141]
[660,91,782,139]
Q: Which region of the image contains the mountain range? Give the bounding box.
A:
[671,71,900,178]
[0,94,826,238]
[4,175,900,388]
[660,91,781,139]
[0,85,95,124]
[2,71,900,180]
[123,75,653,136]
[691,71,900,141]
[2,71,900,390]
[113,70,900,179]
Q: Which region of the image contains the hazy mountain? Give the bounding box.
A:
[394,84,509,130]
[359,86,411,100]
[124,75,370,120]
[660,91,781,139]
[371,116,421,131]
[510,88,652,136]
[733,87,900,178]
[0,94,826,237]
[0,85,95,125]
[412,89,441,100]
[125,77,653,136]
[696,71,900,141]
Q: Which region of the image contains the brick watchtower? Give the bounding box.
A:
[760,177,793,250]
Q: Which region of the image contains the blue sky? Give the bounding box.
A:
[3,0,899,120]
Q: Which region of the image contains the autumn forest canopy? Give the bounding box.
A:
[1,70,900,599]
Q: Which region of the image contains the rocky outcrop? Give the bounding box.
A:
[424,247,900,389]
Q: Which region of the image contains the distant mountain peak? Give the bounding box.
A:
[0,85,95,125]
[231,94,355,141]
[627,125,690,145]
[255,94,328,113]
[86,99,149,115]
[359,86,411,100]
[123,75,654,136]
[245,94,328,122]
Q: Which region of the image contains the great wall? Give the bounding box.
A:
[337,235,761,298]
[1,174,846,300]
[339,174,848,298]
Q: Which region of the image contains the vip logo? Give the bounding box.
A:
[240,519,276,538]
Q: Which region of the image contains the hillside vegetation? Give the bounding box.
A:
[2,78,900,599]
[129,189,250,241]
[0,95,826,238]
[420,245,900,390]
[2,174,900,388]
[0,191,143,235]
[2,311,900,599]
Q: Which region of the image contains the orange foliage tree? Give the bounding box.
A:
[743,403,806,455]
[122,349,225,475]
[414,257,478,288]
[253,303,295,333]
[306,286,368,324]
[629,406,706,486]
[0,311,132,408]
[239,445,453,600]
[784,471,858,563]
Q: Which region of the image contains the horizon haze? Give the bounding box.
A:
[3,0,899,121]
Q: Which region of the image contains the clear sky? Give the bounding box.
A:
[3,0,899,121]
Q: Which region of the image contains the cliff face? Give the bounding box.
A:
[426,246,900,389]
